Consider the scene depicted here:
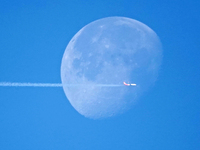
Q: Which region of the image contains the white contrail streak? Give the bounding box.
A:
[0,82,63,87]
[0,82,122,87]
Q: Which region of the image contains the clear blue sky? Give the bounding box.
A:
[0,0,199,149]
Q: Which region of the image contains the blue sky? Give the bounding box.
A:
[0,0,199,149]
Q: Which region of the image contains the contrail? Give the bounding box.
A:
[0,82,63,87]
[0,82,122,87]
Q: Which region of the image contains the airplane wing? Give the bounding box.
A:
[123,82,130,86]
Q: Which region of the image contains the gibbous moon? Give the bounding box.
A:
[61,17,162,119]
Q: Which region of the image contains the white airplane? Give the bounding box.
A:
[123,82,136,86]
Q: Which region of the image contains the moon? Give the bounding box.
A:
[61,17,162,119]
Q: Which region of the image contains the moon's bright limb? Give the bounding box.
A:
[61,16,162,119]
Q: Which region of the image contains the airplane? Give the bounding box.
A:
[123,82,136,86]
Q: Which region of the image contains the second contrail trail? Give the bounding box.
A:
[0,82,123,87]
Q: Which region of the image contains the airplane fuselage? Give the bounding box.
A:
[123,82,136,86]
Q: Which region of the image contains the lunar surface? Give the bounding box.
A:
[61,17,162,119]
